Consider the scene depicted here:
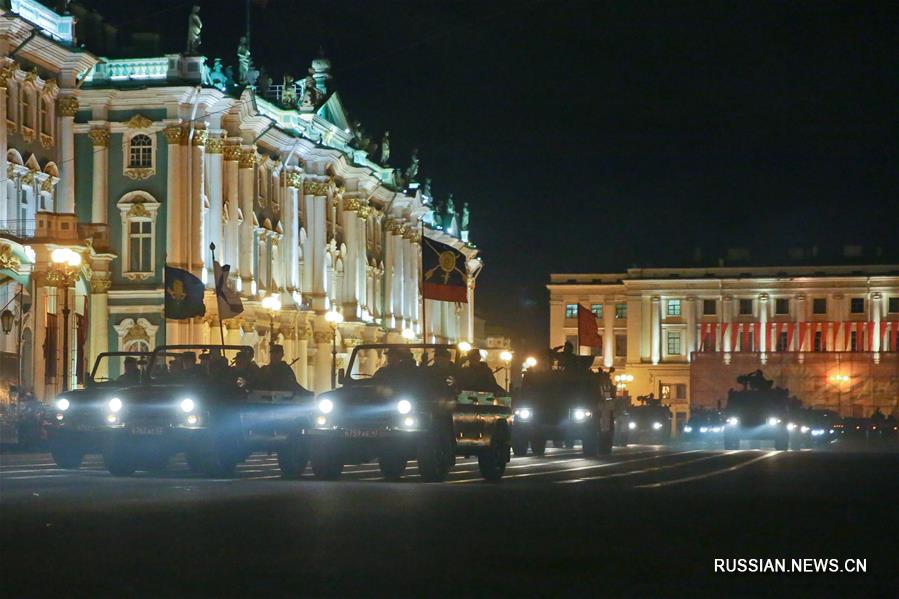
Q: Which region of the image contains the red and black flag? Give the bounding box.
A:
[422,237,468,303]
[577,304,602,349]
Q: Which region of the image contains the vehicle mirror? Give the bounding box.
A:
[337,368,346,384]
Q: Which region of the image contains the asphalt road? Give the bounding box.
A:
[1,443,897,598]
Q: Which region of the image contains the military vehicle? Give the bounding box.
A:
[621,394,673,444]
[788,408,839,448]
[723,370,794,450]
[44,351,154,468]
[681,408,724,445]
[307,343,512,482]
[511,356,616,457]
[100,345,313,477]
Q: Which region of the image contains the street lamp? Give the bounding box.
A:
[830,373,850,414]
[260,294,281,347]
[49,248,82,393]
[500,350,513,391]
[524,356,537,369]
[457,341,472,354]
[402,328,415,342]
[614,373,634,395]
[324,309,344,389]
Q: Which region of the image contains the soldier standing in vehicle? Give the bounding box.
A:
[460,348,504,394]
[428,347,458,383]
[232,347,260,388]
[373,347,417,380]
[117,357,141,384]
[258,344,310,393]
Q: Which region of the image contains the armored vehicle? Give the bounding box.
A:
[723,370,794,450]
[100,345,313,477]
[621,395,673,444]
[307,344,512,482]
[44,351,154,468]
[681,408,724,445]
[511,357,616,457]
[788,408,839,448]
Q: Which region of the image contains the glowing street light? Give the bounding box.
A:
[524,356,538,369]
[499,350,513,391]
[260,295,282,346]
[457,341,472,354]
[401,328,415,341]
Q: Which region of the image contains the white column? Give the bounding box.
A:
[164,126,183,266]
[223,145,240,271]
[650,296,661,365]
[685,296,696,361]
[0,82,6,218]
[383,223,395,326]
[238,149,256,290]
[795,294,806,351]
[343,206,360,317]
[190,132,206,277]
[403,236,415,327]
[759,293,769,361]
[55,96,77,214]
[88,128,109,223]
[391,230,404,326]
[603,299,614,368]
[313,325,331,395]
[88,283,109,381]
[871,292,882,354]
[205,136,224,284]
[285,172,301,291]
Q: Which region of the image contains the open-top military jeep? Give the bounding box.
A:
[307,343,512,482]
[44,351,154,468]
[101,345,313,477]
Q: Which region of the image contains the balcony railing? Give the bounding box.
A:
[0,220,36,239]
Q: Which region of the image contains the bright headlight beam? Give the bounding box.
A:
[652,422,663,430]
[108,397,123,413]
[397,399,412,414]
[574,409,586,421]
[180,398,195,413]
[628,421,637,430]
[517,408,531,420]
[318,398,334,414]
[56,398,70,411]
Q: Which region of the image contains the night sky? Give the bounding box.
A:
[82,0,898,352]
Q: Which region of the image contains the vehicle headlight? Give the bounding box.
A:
[55,398,70,412]
[767,417,781,426]
[699,426,708,433]
[800,425,809,434]
[315,415,327,426]
[403,417,416,428]
[108,397,123,413]
[397,399,412,415]
[515,408,532,421]
[727,417,739,426]
[318,398,334,414]
[106,414,117,423]
[786,422,796,431]
[652,422,663,430]
[684,425,693,433]
[628,421,637,430]
[180,398,195,413]
[711,427,722,433]
[574,409,586,421]
[186,414,198,425]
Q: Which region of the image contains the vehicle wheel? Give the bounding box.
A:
[418,428,454,482]
[103,437,136,477]
[723,435,739,450]
[185,451,204,473]
[478,441,509,482]
[511,437,529,457]
[598,429,614,455]
[530,436,546,456]
[201,434,241,478]
[310,447,343,480]
[582,431,599,457]
[145,454,170,473]
[552,439,564,448]
[378,453,407,481]
[774,435,788,451]
[564,440,575,449]
[278,433,309,479]
[50,444,84,469]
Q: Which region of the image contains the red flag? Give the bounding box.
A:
[798,322,807,351]
[843,321,852,351]
[750,322,758,351]
[730,322,739,352]
[880,321,889,351]
[865,321,873,351]
[829,322,838,352]
[892,322,899,352]
[787,322,796,351]
[577,304,602,349]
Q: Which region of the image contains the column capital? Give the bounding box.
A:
[223,143,241,161]
[304,179,331,195]
[759,293,769,303]
[871,292,882,300]
[796,293,807,301]
[191,128,208,147]
[238,149,257,169]
[685,295,696,302]
[56,95,79,116]
[88,128,110,147]
[206,136,224,154]
[285,171,303,188]
[163,126,183,145]
[651,295,661,303]
[0,61,17,88]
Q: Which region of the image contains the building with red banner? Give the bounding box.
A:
[548,262,899,432]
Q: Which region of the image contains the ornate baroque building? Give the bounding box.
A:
[0,0,481,403]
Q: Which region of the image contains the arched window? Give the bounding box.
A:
[117,192,160,280]
[128,134,153,168]
[40,96,52,135]
[124,339,150,352]
[128,219,152,272]
[21,87,34,129]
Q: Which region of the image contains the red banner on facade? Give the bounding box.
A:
[844,321,853,351]
[730,322,739,352]
[787,322,796,350]
[798,322,808,350]
[828,321,837,352]
[576,304,602,349]
[880,321,889,351]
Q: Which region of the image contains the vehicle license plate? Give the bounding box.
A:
[74,424,95,432]
[344,429,383,438]
[131,425,164,436]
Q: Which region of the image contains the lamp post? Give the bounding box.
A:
[500,350,513,391]
[829,373,849,415]
[49,248,82,393]
[260,295,281,348]
[325,309,343,389]
[614,373,634,397]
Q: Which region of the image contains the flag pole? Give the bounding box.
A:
[420,219,427,343]
[210,243,226,347]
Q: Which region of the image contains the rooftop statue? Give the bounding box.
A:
[446,193,455,218]
[405,148,420,181]
[422,177,432,198]
[300,70,318,110]
[209,58,227,89]
[380,131,390,164]
[237,36,251,83]
[186,5,202,54]
[281,74,296,106]
[461,202,470,231]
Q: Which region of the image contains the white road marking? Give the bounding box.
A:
[447,450,680,484]
[634,451,781,488]
[356,457,588,481]
[557,451,732,484]
[0,473,75,480]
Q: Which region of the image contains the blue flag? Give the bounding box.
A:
[164,266,206,320]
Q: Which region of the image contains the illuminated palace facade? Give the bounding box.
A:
[0,0,480,404]
[549,263,899,431]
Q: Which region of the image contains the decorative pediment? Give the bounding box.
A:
[123,113,154,130]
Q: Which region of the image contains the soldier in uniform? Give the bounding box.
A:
[373,347,417,380]
[117,356,142,384]
[258,344,308,392]
[428,347,459,384]
[460,348,504,394]
[232,347,261,388]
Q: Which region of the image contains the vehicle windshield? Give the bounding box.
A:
[345,344,466,381]
[89,352,154,385]
[147,346,246,384]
